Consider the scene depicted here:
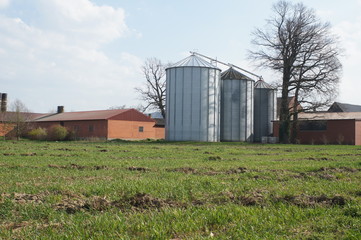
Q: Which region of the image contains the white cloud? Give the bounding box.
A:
[0,0,10,9]
[333,13,361,104]
[0,0,143,112]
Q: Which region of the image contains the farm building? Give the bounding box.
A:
[34,108,165,140]
[328,102,361,112]
[273,112,361,145]
[0,112,46,137]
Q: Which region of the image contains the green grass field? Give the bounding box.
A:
[0,140,360,239]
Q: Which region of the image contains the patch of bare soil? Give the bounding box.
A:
[0,192,48,204]
[336,153,361,156]
[307,157,334,161]
[226,167,247,174]
[315,167,359,173]
[99,149,108,152]
[54,192,182,213]
[294,172,337,181]
[236,191,266,206]
[57,148,72,151]
[2,153,15,156]
[48,164,108,170]
[127,166,150,172]
[167,167,197,174]
[203,151,214,154]
[20,152,37,156]
[207,156,222,161]
[120,193,182,210]
[277,194,347,207]
[3,221,31,232]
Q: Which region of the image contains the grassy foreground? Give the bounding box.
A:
[0,140,360,239]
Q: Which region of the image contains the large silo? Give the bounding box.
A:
[220,68,254,142]
[166,54,221,142]
[254,80,277,142]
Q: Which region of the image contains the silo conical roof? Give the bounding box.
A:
[221,67,254,81]
[254,79,274,89]
[168,54,220,69]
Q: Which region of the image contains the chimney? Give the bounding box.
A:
[57,106,64,113]
[1,93,7,112]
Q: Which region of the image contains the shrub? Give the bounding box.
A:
[47,125,68,141]
[27,128,47,140]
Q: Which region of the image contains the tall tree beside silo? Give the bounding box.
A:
[249,1,342,143]
[135,58,166,118]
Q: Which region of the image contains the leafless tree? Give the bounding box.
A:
[0,99,32,140]
[249,0,342,143]
[135,58,166,118]
[108,104,146,112]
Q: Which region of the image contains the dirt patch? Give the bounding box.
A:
[57,148,72,151]
[277,194,347,207]
[3,221,31,232]
[207,156,222,161]
[0,192,48,204]
[48,164,108,170]
[315,167,359,173]
[226,167,247,174]
[2,153,15,156]
[20,153,37,156]
[121,193,182,210]
[99,149,108,152]
[54,192,182,213]
[203,151,214,154]
[167,167,197,174]
[127,166,150,172]
[307,157,333,161]
[236,191,266,206]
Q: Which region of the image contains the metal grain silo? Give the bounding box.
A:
[220,68,254,142]
[254,80,277,142]
[165,54,221,142]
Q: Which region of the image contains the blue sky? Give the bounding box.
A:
[1,0,360,112]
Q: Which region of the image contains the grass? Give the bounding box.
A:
[0,139,360,239]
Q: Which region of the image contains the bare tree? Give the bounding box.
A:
[135,58,166,118]
[0,99,32,140]
[249,0,342,143]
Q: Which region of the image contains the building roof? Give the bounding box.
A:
[168,54,220,70]
[0,112,47,122]
[34,109,155,122]
[221,67,254,81]
[254,79,274,89]
[328,102,361,112]
[298,112,361,121]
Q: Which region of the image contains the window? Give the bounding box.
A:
[299,121,327,131]
[139,126,144,132]
[89,125,94,132]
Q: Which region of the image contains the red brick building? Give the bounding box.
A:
[34,109,165,140]
[273,112,361,145]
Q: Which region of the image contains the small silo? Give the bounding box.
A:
[166,54,221,142]
[220,68,254,142]
[254,79,277,142]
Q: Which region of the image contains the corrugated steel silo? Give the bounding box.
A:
[166,54,221,142]
[254,80,277,142]
[220,68,254,142]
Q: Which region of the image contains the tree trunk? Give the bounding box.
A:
[279,70,291,144]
